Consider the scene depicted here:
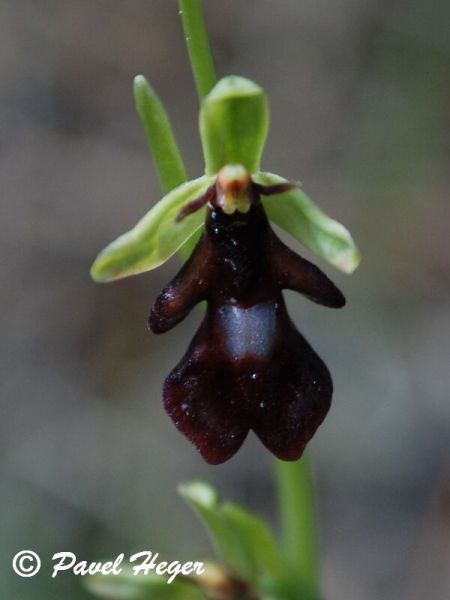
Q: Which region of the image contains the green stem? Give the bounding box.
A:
[275,454,320,596]
[178,0,217,100]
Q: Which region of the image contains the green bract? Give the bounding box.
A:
[133,75,188,194]
[178,481,319,600]
[90,176,213,282]
[86,569,205,600]
[178,481,285,584]
[255,172,361,274]
[200,76,269,175]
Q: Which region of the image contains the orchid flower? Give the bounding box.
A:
[91,75,360,464]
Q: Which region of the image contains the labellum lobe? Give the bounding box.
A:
[149,198,345,464]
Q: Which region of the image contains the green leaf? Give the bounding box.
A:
[261,576,321,600]
[200,76,269,175]
[134,75,188,194]
[90,176,213,282]
[178,481,285,586]
[254,172,361,274]
[179,482,253,582]
[85,568,205,600]
[222,503,319,600]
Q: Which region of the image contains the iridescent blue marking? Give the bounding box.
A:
[218,302,276,359]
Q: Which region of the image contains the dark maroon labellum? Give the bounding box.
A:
[149,182,345,464]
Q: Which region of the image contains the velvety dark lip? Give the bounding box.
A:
[150,202,344,464]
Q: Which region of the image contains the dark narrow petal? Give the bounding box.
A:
[175,185,216,221]
[268,233,346,308]
[253,181,298,196]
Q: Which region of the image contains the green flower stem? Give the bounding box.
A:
[178,0,217,100]
[137,6,322,598]
[134,75,188,194]
[275,454,320,596]
[176,0,217,262]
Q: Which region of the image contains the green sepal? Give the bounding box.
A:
[90,176,214,282]
[178,481,285,587]
[178,227,203,262]
[200,76,269,175]
[85,567,206,600]
[255,172,361,274]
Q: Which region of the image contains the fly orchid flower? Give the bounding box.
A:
[91,76,360,464]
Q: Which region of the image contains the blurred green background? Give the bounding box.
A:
[1,1,449,598]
